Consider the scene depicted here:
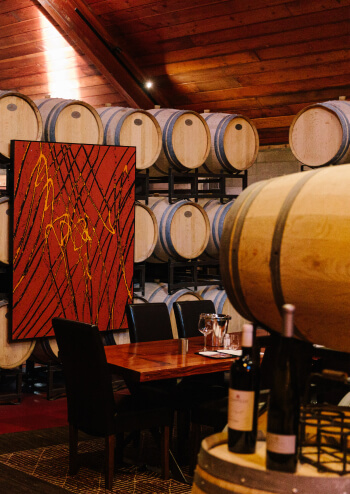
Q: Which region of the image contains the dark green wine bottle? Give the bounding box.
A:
[228,323,260,454]
[266,304,299,472]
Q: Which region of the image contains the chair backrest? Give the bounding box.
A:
[52,317,116,436]
[126,303,173,343]
[174,299,216,338]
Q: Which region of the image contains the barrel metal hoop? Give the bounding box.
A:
[147,284,165,302]
[212,204,223,250]
[45,100,74,142]
[163,110,189,171]
[202,112,216,123]
[216,200,234,249]
[213,289,225,315]
[114,109,135,146]
[320,102,350,165]
[152,108,164,118]
[269,169,324,338]
[223,181,268,324]
[101,107,123,144]
[214,115,240,172]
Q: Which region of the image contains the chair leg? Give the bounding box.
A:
[69,424,79,475]
[115,432,124,465]
[105,434,116,491]
[161,425,170,480]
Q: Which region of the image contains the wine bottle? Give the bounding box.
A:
[228,323,260,454]
[266,304,299,473]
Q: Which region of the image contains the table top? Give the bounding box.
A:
[105,336,237,383]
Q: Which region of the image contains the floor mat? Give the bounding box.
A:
[0,431,192,493]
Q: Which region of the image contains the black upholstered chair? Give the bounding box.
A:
[174,299,216,338]
[52,317,171,490]
[126,302,173,343]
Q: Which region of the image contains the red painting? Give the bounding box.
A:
[11,141,135,340]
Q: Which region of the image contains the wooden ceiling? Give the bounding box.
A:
[1,0,349,145]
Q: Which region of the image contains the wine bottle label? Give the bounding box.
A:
[228,389,254,431]
[266,432,296,454]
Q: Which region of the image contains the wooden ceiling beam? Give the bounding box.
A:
[35,0,166,108]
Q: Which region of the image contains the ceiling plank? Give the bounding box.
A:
[35,0,166,108]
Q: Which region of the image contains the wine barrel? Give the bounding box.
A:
[192,433,350,494]
[0,90,42,162]
[134,202,158,263]
[147,108,210,174]
[0,300,35,369]
[96,107,162,170]
[289,100,350,167]
[200,112,259,173]
[144,282,202,338]
[35,97,103,144]
[0,196,9,264]
[30,338,60,365]
[149,198,210,262]
[220,164,350,353]
[201,199,235,259]
[197,285,247,333]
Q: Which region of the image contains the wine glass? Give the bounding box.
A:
[198,313,215,351]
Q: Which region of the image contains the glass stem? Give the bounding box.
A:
[204,333,207,351]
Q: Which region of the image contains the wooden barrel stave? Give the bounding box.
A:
[200,112,259,173]
[144,282,202,338]
[35,97,103,144]
[289,100,350,167]
[149,198,210,262]
[148,108,211,174]
[96,106,162,170]
[0,196,9,265]
[220,164,350,352]
[0,300,35,369]
[0,90,42,161]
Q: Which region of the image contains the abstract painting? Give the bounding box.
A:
[10,141,135,340]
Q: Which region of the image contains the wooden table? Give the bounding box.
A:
[104,336,236,384]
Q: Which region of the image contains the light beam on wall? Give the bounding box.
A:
[40,12,81,99]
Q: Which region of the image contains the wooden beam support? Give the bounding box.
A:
[35,0,165,109]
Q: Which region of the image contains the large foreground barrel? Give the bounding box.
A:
[0,300,35,369]
[0,196,9,264]
[96,106,162,170]
[134,202,158,263]
[147,108,210,174]
[200,112,259,173]
[149,198,210,262]
[0,91,42,162]
[192,433,350,494]
[220,164,350,352]
[289,100,350,167]
[35,97,103,144]
[144,282,202,338]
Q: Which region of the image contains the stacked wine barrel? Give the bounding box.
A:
[289,100,350,168]
[0,93,107,370]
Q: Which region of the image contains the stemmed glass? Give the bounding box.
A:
[198,313,215,351]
